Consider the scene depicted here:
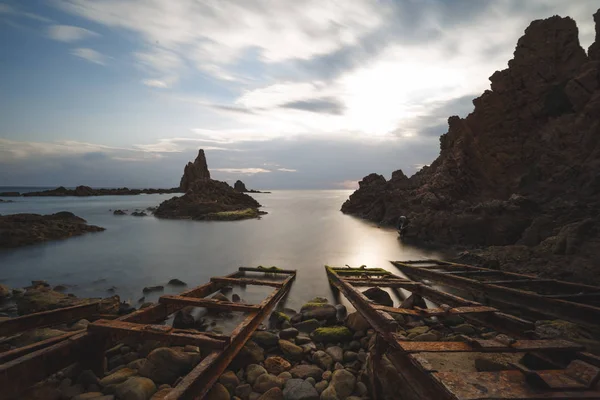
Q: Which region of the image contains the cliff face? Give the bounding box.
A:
[342,11,600,283]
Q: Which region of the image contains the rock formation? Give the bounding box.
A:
[0,212,105,248]
[342,10,600,284]
[155,150,263,220]
[180,149,211,192]
[234,180,249,192]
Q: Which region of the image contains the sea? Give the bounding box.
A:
[0,188,445,313]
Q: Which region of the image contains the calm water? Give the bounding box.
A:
[0,190,443,312]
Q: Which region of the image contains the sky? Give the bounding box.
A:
[0,1,598,189]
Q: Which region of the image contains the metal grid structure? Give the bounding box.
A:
[392,259,600,329]
[0,267,296,400]
[325,265,600,400]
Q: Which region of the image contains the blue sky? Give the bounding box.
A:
[1,0,598,189]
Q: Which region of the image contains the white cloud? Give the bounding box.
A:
[142,79,170,88]
[70,47,108,65]
[0,3,53,22]
[48,25,99,42]
[277,168,297,172]
[213,168,271,175]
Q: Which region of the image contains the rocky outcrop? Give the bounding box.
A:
[342,10,600,284]
[234,180,269,193]
[180,149,211,192]
[22,186,181,197]
[155,150,263,220]
[0,212,105,248]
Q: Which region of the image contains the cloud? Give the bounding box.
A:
[212,168,271,175]
[277,168,297,172]
[0,3,53,23]
[142,79,170,88]
[280,97,345,115]
[70,47,108,65]
[48,24,99,42]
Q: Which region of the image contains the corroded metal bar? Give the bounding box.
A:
[239,267,296,274]
[166,272,296,399]
[159,295,260,312]
[0,302,101,336]
[392,261,600,328]
[396,339,584,353]
[88,319,228,349]
[210,277,284,288]
[0,331,82,364]
[373,304,498,317]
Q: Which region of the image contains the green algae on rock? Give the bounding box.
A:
[310,326,353,342]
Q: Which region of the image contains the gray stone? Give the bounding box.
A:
[343,351,358,362]
[205,383,230,400]
[452,324,477,334]
[256,387,283,400]
[289,364,323,380]
[320,385,338,400]
[330,369,355,399]
[313,350,333,371]
[277,372,292,385]
[282,379,319,400]
[279,328,299,340]
[293,319,321,333]
[235,383,252,399]
[295,335,312,345]
[253,373,283,393]
[325,346,344,363]
[412,332,440,341]
[301,305,337,321]
[264,356,291,375]
[362,287,393,307]
[100,368,138,387]
[278,340,303,361]
[252,331,279,348]
[315,380,328,394]
[306,377,316,387]
[115,377,157,400]
[322,371,332,381]
[219,370,240,394]
[246,364,267,385]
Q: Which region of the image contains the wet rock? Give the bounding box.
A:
[320,385,338,400]
[205,383,230,400]
[253,331,279,348]
[173,306,206,330]
[115,377,157,400]
[362,287,393,307]
[313,351,333,371]
[253,373,283,393]
[345,312,370,332]
[257,387,284,400]
[289,365,324,380]
[235,383,252,399]
[452,324,476,334]
[113,210,127,215]
[77,370,100,387]
[127,359,146,370]
[219,370,240,394]
[412,332,440,341]
[355,382,367,396]
[293,319,321,333]
[246,364,267,385]
[264,356,291,375]
[139,347,197,384]
[278,339,303,361]
[167,279,187,286]
[343,351,358,363]
[100,368,138,386]
[325,346,344,363]
[311,327,353,342]
[277,371,292,385]
[279,327,299,340]
[131,211,147,217]
[282,379,319,400]
[142,286,164,294]
[150,388,172,399]
[407,326,430,336]
[315,380,328,394]
[72,393,106,400]
[295,335,312,345]
[301,304,337,321]
[330,369,355,399]
[232,340,265,370]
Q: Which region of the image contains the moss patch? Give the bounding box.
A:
[202,208,260,221]
[257,265,283,272]
[272,311,290,322]
[311,326,353,342]
[326,265,391,276]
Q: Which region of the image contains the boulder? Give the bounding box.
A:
[282,379,319,400]
[278,340,303,361]
[330,369,355,399]
[257,387,284,400]
[362,287,393,307]
[345,312,370,332]
[246,364,267,385]
[253,373,283,393]
[218,370,240,394]
[139,347,197,384]
[312,351,333,371]
[252,331,279,348]
[205,383,230,400]
[289,365,324,380]
[100,368,138,386]
[115,377,157,400]
[310,327,353,342]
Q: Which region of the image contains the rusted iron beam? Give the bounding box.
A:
[396,339,584,353]
[0,331,82,364]
[542,292,600,300]
[484,279,555,285]
[239,267,296,274]
[374,304,498,317]
[431,369,600,399]
[0,302,100,336]
[392,261,600,329]
[88,319,228,349]
[325,267,398,339]
[347,280,421,288]
[158,295,260,313]
[210,277,284,288]
[166,272,296,399]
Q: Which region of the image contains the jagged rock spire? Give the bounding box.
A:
[180,149,211,192]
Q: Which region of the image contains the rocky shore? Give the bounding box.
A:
[0,212,105,248]
[155,150,264,221]
[19,186,181,197]
[342,9,600,284]
[234,180,270,194]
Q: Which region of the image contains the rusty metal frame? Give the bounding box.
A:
[326,266,600,400]
[392,260,600,328]
[0,267,295,400]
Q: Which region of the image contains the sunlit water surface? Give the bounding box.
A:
[0,190,444,313]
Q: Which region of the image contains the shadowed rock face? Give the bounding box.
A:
[180,149,211,192]
[342,10,600,283]
[234,180,248,192]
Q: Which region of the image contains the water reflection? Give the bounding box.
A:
[0,190,443,312]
